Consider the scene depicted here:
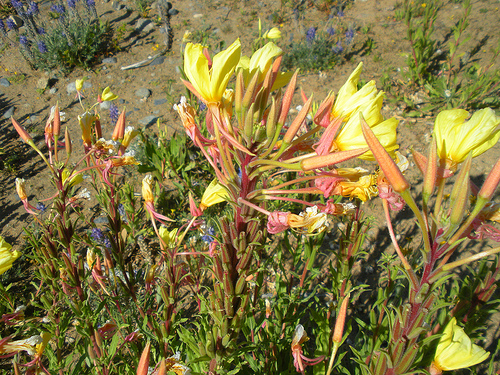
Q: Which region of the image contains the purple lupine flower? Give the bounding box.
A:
[337,9,344,17]
[10,0,23,9]
[50,4,65,13]
[37,27,45,34]
[198,100,207,112]
[0,20,5,32]
[6,18,16,30]
[19,35,28,46]
[67,0,76,8]
[345,28,355,44]
[86,0,95,7]
[118,203,125,217]
[333,40,343,54]
[91,228,105,243]
[37,40,47,53]
[327,27,335,36]
[36,202,46,213]
[28,1,39,15]
[201,226,215,243]
[109,103,119,125]
[306,27,316,43]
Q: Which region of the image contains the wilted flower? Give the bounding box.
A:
[433,108,500,171]
[291,324,324,374]
[0,335,41,355]
[267,206,327,235]
[430,318,489,374]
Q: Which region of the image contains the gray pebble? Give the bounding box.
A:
[111,1,125,10]
[49,88,58,94]
[3,106,15,119]
[135,88,151,98]
[102,57,117,64]
[139,115,158,126]
[154,98,167,105]
[150,56,165,66]
[0,78,10,87]
[100,101,111,110]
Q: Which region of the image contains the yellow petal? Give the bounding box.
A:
[184,43,211,100]
[332,62,363,118]
[200,179,229,209]
[210,39,241,101]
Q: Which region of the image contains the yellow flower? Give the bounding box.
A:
[121,126,139,148]
[78,111,95,146]
[200,179,229,210]
[62,168,83,187]
[75,78,86,92]
[431,318,489,373]
[263,27,282,40]
[433,108,500,170]
[101,87,118,102]
[158,226,178,248]
[0,236,20,275]
[183,39,241,103]
[182,30,192,43]
[330,63,399,160]
[1,334,41,355]
[237,42,292,90]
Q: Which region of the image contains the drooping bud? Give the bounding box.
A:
[11,117,32,143]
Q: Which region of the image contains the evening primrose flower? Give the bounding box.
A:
[263,27,281,39]
[237,42,292,90]
[158,226,178,248]
[0,334,41,355]
[433,108,500,170]
[200,179,230,210]
[183,39,241,103]
[100,87,118,102]
[267,206,327,235]
[0,236,20,275]
[61,168,83,187]
[325,63,398,160]
[79,111,95,146]
[121,126,139,148]
[430,318,489,374]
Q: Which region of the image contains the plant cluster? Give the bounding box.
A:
[0,0,113,72]
[2,36,500,375]
[396,0,500,115]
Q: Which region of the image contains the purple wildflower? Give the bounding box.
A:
[201,226,215,243]
[333,40,343,54]
[50,4,65,13]
[109,103,119,125]
[37,40,47,53]
[306,27,316,43]
[19,35,28,47]
[0,20,5,32]
[86,0,95,7]
[91,228,106,243]
[337,9,344,17]
[198,101,207,112]
[345,28,355,44]
[28,1,39,14]
[37,27,45,35]
[6,18,16,30]
[36,202,46,213]
[118,203,125,217]
[327,27,335,36]
[67,0,76,8]
[10,0,23,9]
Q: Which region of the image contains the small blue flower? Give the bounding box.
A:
[37,40,47,53]
[306,27,316,43]
[0,20,5,32]
[201,226,215,243]
[50,4,65,13]
[86,0,95,7]
[6,18,16,30]
[109,103,119,125]
[29,1,39,15]
[327,27,335,36]
[37,27,45,35]
[333,40,343,54]
[19,35,28,47]
[337,9,344,17]
[118,203,126,217]
[198,101,207,112]
[36,202,46,213]
[10,0,23,9]
[345,28,355,44]
[67,0,76,8]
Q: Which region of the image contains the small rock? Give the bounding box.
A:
[150,56,165,66]
[111,1,125,10]
[100,101,111,110]
[139,115,158,126]
[0,78,10,87]
[154,98,167,106]
[135,88,151,98]
[37,77,49,90]
[49,88,58,94]
[119,99,126,104]
[102,57,117,64]
[135,19,153,32]
[193,13,203,18]
[8,15,23,28]
[3,106,15,119]
[168,8,178,15]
